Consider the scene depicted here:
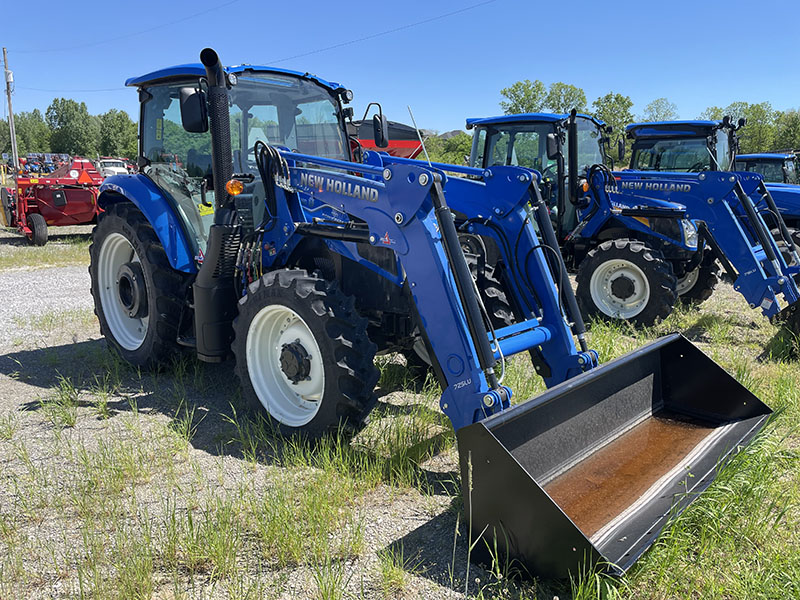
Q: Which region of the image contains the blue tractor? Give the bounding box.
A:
[466,112,713,325]
[735,152,799,185]
[89,49,772,579]
[628,119,800,249]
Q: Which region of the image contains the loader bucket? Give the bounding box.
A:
[458,334,771,579]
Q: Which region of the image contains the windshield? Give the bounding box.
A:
[140,73,347,250]
[101,161,125,169]
[631,138,710,172]
[471,117,604,175]
[735,158,798,184]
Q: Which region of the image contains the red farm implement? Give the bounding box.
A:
[1,157,104,245]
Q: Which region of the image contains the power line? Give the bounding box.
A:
[268,0,498,64]
[13,0,243,54]
[17,86,121,93]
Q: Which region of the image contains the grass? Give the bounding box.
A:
[0,232,91,270]
[0,283,799,598]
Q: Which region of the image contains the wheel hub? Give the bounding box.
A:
[610,274,636,300]
[116,262,147,319]
[279,339,311,384]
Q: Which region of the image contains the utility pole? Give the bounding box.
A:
[3,47,20,199]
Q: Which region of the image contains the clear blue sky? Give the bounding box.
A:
[2,0,799,133]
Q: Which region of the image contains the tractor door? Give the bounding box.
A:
[141,81,216,253]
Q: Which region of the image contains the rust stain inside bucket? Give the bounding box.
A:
[543,416,714,538]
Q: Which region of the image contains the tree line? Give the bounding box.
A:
[497,79,800,155]
[0,98,137,159]
[426,80,800,164]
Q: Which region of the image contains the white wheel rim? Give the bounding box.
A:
[676,267,699,296]
[246,304,325,427]
[97,232,148,350]
[589,258,650,319]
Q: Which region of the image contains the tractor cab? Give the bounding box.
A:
[735,153,799,185]
[466,113,611,238]
[126,64,354,256]
[627,119,741,173]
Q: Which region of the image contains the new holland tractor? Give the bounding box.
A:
[467,112,800,332]
[89,48,772,579]
[466,112,714,325]
[627,119,800,248]
[735,152,799,185]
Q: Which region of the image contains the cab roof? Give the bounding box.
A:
[626,120,729,138]
[125,63,344,92]
[466,112,602,129]
[736,153,795,161]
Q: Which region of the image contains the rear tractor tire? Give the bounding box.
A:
[89,202,189,368]
[232,269,379,437]
[576,239,677,327]
[27,213,48,246]
[676,251,720,306]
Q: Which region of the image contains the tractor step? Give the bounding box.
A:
[458,333,771,579]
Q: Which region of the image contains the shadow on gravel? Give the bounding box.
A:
[0,339,458,487]
[387,504,572,598]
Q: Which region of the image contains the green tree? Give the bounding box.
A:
[500,79,546,114]
[545,82,587,113]
[738,102,776,154]
[425,132,472,165]
[698,106,724,120]
[14,110,51,155]
[98,109,138,158]
[592,92,634,136]
[775,109,800,150]
[641,97,679,122]
[46,98,99,156]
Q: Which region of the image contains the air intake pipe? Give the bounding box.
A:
[200,47,234,224]
[194,48,239,362]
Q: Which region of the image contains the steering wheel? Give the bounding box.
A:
[540,163,558,180]
[688,162,709,172]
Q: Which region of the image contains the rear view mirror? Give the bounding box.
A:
[618,137,625,162]
[546,133,559,160]
[373,114,389,148]
[180,87,208,133]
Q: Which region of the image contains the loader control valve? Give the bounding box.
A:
[279,340,312,384]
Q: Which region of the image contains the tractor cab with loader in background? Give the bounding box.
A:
[628,119,800,248]
[466,112,709,325]
[735,152,799,185]
[89,48,773,579]
[468,112,800,333]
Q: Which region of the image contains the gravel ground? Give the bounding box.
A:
[0,265,92,350]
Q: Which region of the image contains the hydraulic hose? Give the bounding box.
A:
[529,182,589,353]
[430,177,499,388]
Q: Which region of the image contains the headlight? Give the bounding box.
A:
[681,219,698,249]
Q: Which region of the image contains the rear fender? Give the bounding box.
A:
[99,174,197,273]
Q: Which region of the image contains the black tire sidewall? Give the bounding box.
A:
[234,272,376,437]
[90,206,173,367]
[576,239,676,327]
[27,213,47,246]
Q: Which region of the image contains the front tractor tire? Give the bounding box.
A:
[676,251,720,305]
[576,239,677,327]
[89,202,188,368]
[232,269,379,437]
